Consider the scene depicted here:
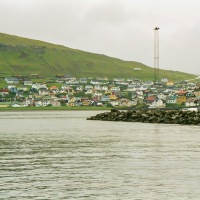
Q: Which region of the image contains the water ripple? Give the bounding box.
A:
[0,111,200,199]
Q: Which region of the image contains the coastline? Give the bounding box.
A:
[0,106,110,112]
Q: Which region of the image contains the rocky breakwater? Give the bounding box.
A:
[87,109,200,125]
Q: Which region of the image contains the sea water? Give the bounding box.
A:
[0,111,200,200]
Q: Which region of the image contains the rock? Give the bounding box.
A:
[86,109,200,126]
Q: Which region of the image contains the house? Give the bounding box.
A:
[34,100,43,107]
[5,77,19,84]
[100,95,111,103]
[143,80,154,87]
[94,85,102,91]
[90,80,102,85]
[73,97,82,106]
[84,85,93,90]
[134,68,142,71]
[32,83,47,90]
[96,77,108,81]
[50,86,59,94]
[134,85,141,91]
[65,79,79,84]
[166,95,177,104]
[140,85,148,91]
[66,86,75,94]
[185,98,197,107]
[22,98,33,107]
[38,88,50,96]
[120,98,135,107]
[85,89,93,95]
[101,86,108,91]
[104,90,111,95]
[115,81,129,86]
[67,97,75,107]
[127,84,136,91]
[7,85,16,90]
[145,96,157,105]
[167,81,174,86]
[94,91,103,97]
[136,96,144,104]
[0,88,9,95]
[82,99,91,106]
[109,94,118,100]
[194,89,200,98]
[110,100,121,107]
[76,85,83,92]
[42,99,51,106]
[110,86,120,92]
[24,81,33,86]
[50,86,58,90]
[113,78,124,81]
[176,90,187,96]
[9,87,17,93]
[17,86,28,91]
[61,85,74,94]
[11,103,21,107]
[16,91,24,98]
[176,96,187,105]
[89,100,97,106]
[149,99,165,108]
[186,91,196,98]
[157,93,166,100]
[79,78,88,84]
[50,100,61,107]
[161,78,168,83]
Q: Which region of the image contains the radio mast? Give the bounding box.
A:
[153,27,159,84]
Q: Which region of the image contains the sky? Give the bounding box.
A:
[0,0,200,75]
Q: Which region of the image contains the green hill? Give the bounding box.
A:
[0,32,197,81]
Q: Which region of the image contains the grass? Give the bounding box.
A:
[0,32,197,81]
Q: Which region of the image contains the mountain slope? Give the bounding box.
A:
[0,32,196,81]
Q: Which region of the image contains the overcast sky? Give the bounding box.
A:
[0,0,200,75]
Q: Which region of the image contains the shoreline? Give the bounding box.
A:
[0,106,110,112]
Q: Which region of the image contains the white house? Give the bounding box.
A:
[94,91,103,97]
[90,80,102,85]
[110,86,120,92]
[85,85,93,90]
[5,77,19,84]
[32,83,47,90]
[42,99,51,106]
[101,86,108,91]
[94,85,102,91]
[24,81,33,86]
[149,99,165,108]
[17,86,28,91]
[76,85,83,92]
[38,88,49,96]
[85,89,93,95]
[79,78,87,84]
[7,85,16,90]
[110,101,121,107]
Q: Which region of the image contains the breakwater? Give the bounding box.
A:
[87,109,200,125]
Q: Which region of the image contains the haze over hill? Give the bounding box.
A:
[0,32,197,81]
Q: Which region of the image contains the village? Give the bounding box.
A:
[0,74,200,109]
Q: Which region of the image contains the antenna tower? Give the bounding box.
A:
[153,27,159,84]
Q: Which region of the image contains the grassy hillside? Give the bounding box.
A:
[0,32,197,81]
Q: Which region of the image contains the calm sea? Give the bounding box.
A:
[0,111,200,200]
